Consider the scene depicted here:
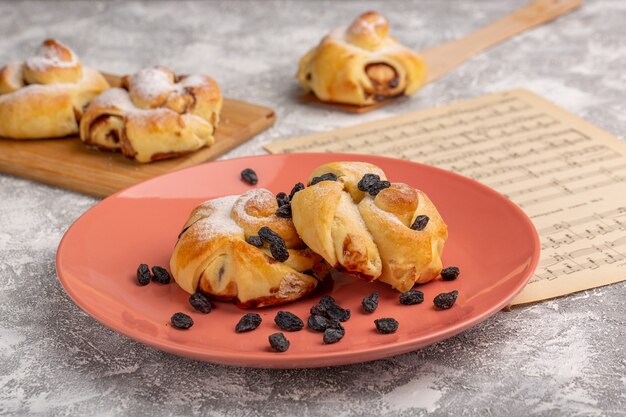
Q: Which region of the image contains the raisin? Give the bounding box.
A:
[309,172,338,186]
[269,332,290,352]
[441,266,460,281]
[151,266,171,284]
[258,226,289,262]
[368,180,391,196]
[246,235,263,247]
[276,192,290,207]
[362,291,379,313]
[410,215,430,231]
[171,312,193,329]
[189,292,212,314]
[274,311,304,332]
[310,295,350,322]
[375,318,399,334]
[399,289,424,305]
[240,168,258,185]
[434,290,459,310]
[288,182,305,200]
[323,328,345,344]
[307,315,343,332]
[235,313,262,333]
[275,203,292,218]
[137,263,151,286]
[357,173,381,192]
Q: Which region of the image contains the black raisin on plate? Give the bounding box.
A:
[276,192,290,207]
[399,289,424,305]
[434,290,459,310]
[240,168,258,185]
[323,328,345,344]
[151,266,171,284]
[357,173,381,192]
[368,180,391,196]
[309,172,338,186]
[441,266,460,281]
[307,315,343,332]
[269,332,290,352]
[258,226,289,262]
[288,182,305,200]
[137,263,151,286]
[189,292,212,314]
[171,312,193,329]
[275,311,304,331]
[235,313,262,333]
[246,235,264,247]
[410,215,430,231]
[362,291,379,313]
[310,295,350,322]
[375,318,399,334]
[275,203,292,218]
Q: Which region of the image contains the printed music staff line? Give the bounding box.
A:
[266,89,626,305]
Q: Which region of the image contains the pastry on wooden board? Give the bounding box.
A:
[79,66,222,163]
[297,11,428,106]
[291,162,448,292]
[170,189,329,308]
[0,39,109,139]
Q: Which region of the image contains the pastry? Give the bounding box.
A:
[79,66,222,163]
[291,162,448,292]
[297,11,427,106]
[0,39,109,139]
[170,189,329,308]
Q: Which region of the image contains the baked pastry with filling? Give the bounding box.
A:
[297,11,427,106]
[291,162,447,292]
[79,66,222,163]
[170,189,329,308]
[0,39,109,139]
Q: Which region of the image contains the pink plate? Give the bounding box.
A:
[56,153,540,368]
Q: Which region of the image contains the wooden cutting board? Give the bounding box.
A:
[0,73,276,197]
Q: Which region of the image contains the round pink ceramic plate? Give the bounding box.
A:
[56,153,539,368]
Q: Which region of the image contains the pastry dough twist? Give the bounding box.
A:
[79,67,222,163]
[170,189,328,308]
[291,162,448,292]
[0,39,109,139]
[297,11,427,106]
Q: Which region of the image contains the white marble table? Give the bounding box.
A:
[0,1,624,416]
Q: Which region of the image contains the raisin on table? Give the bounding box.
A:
[151,266,171,284]
[275,311,304,331]
[235,313,262,333]
[189,292,212,314]
[269,332,290,352]
[323,328,345,344]
[399,289,424,305]
[375,318,399,334]
[434,290,459,310]
[171,312,193,329]
[137,263,151,286]
[362,291,379,313]
[240,168,258,185]
[441,267,460,281]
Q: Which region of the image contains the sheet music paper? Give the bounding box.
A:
[265,89,626,305]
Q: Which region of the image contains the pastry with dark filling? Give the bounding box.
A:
[297,11,427,106]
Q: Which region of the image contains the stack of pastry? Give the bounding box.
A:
[170,162,448,307]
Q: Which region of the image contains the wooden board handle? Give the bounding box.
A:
[421,0,582,83]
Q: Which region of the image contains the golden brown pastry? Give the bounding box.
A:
[297,11,427,106]
[79,66,222,163]
[291,162,447,292]
[0,39,109,139]
[170,189,329,308]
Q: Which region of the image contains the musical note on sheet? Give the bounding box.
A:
[265,89,626,305]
